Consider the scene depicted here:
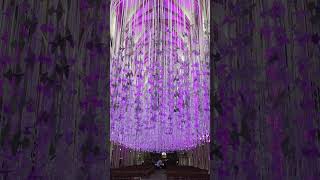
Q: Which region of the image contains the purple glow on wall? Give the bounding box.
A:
[110,0,210,152]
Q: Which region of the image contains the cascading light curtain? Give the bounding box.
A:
[110,0,210,152]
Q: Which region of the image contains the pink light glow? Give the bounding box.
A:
[110,0,210,152]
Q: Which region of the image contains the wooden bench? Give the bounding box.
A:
[166,166,209,180]
[111,165,155,180]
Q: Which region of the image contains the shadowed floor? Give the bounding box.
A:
[141,169,167,180]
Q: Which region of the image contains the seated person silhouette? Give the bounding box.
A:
[155,159,164,169]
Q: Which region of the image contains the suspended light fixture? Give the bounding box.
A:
[110,0,210,152]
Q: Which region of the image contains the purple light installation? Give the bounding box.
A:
[110,0,210,152]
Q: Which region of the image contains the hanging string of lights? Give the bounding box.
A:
[110,0,210,152]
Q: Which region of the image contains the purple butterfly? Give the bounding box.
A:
[19,1,31,13]
[302,144,320,158]
[3,7,13,17]
[0,32,9,44]
[295,32,311,47]
[311,33,320,44]
[40,23,54,33]
[38,55,52,65]
[0,55,11,68]
[64,130,73,145]
[25,99,34,113]
[260,25,272,40]
[19,25,29,38]
[270,1,285,18]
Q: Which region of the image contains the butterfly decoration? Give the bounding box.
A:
[119,47,126,52]
[38,55,53,65]
[50,28,73,54]
[239,114,252,144]
[281,136,295,159]
[230,127,240,148]
[271,88,293,109]
[10,131,26,155]
[2,5,13,17]
[3,67,24,83]
[24,13,38,38]
[221,15,236,26]
[55,61,70,79]
[50,34,66,53]
[212,52,222,62]
[48,142,56,160]
[241,3,256,16]
[265,46,281,64]
[192,50,200,56]
[302,143,320,158]
[36,111,53,128]
[213,95,223,116]
[40,72,56,85]
[86,36,107,55]
[269,1,285,19]
[307,1,320,24]
[65,28,74,48]
[211,143,223,161]
[40,23,54,33]
[260,25,273,39]
[294,32,310,47]
[48,0,65,23]
[0,122,10,147]
[0,32,9,44]
[229,2,256,17]
[25,99,35,113]
[311,33,320,44]
[165,27,171,33]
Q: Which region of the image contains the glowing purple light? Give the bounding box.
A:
[110,0,210,152]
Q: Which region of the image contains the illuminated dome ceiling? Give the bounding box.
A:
[110,0,210,152]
